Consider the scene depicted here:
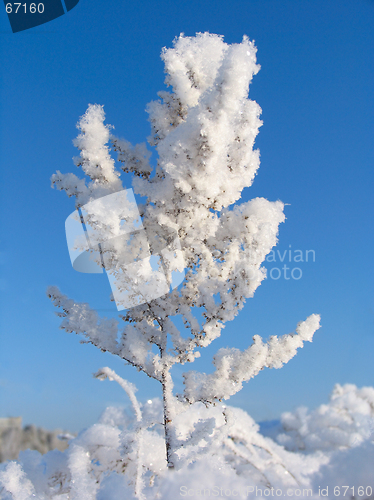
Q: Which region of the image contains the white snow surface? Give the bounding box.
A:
[1,383,374,499]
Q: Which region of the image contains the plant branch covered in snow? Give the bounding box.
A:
[182,314,320,404]
[94,368,144,499]
[45,32,321,473]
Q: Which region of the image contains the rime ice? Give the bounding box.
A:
[46,31,322,473]
[0,32,338,499]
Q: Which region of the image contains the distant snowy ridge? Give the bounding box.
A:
[0,417,72,463]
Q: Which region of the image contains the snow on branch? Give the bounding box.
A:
[111,137,152,179]
[47,286,161,380]
[47,286,119,354]
[51,104,123,207]
[68,443,98,500]
[51,170,90,203]
[135,34,262,210]
[95,367,142,422]
[0,461,36,499]
[182,314,321,404]
[94,367,145,498]
[73,104,121,186]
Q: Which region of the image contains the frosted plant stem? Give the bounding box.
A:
[95,367,142,421]
[161,365,175,469]
[134,427,144,500]
[223,437,272,489]
[94,367,144,499]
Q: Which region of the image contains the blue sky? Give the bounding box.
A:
[0,0,373,433]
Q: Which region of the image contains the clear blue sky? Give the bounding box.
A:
[0,0,373,433]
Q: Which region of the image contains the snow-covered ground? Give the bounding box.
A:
[1,383,373,499]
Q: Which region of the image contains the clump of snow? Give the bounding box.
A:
[51,105,123,207]
[68,443,98,500]
[0,461,36,500]
[275,383,374,452]
[310,441,374,496]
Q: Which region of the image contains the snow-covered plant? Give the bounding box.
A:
[274,383,374,452]
[47,32,321,471]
